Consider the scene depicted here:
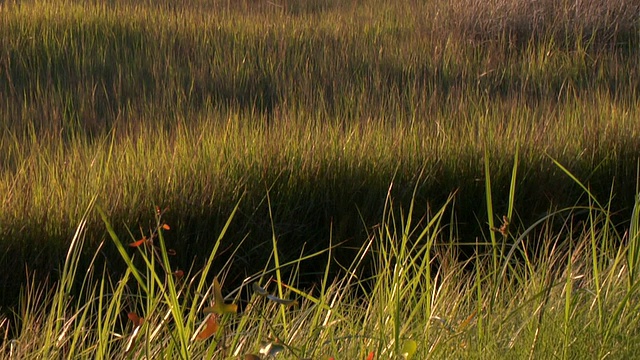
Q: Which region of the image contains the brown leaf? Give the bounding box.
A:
[127,312,144,327]
[195,315,219,340]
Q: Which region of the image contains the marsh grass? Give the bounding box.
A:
[2,158,640,358]
[0,0,639,333]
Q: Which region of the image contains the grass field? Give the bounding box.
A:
[0,0,639,357]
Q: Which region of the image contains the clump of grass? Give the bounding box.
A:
[2,158,640,359]
[447,0,640,47]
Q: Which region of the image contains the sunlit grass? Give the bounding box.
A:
[2,160,640,358]
[1,0,638,244]
[0,2,639,352]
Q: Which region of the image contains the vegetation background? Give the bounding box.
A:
[0,1,639,350]
[0,0,639,358]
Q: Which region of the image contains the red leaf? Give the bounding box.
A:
[128,237,147,248]
[195,315,219,340]
[366,351,374,360]
[173,270,184,279]
[162,223,170,230]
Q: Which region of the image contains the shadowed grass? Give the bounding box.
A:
[2,163,640,358]
[0,0,639,309]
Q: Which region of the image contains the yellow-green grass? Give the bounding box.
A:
[2,177,640,359]
[0,0,639,308]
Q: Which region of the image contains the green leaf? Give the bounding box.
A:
[204,278,237,314]
[401,339,417,359]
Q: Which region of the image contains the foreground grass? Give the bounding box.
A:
[1,0,639,308]
[2,173,640,359]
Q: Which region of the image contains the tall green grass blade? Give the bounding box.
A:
[562,241,573,360]
[587,198,604,333]
[628,192,640,286]
[96,205,148,294]
[548,155,604,210]
[189,195,242,320]
[265,189,289,338]
[484,148,498,276]
[507,146,519,230]
[154,226,189,359]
